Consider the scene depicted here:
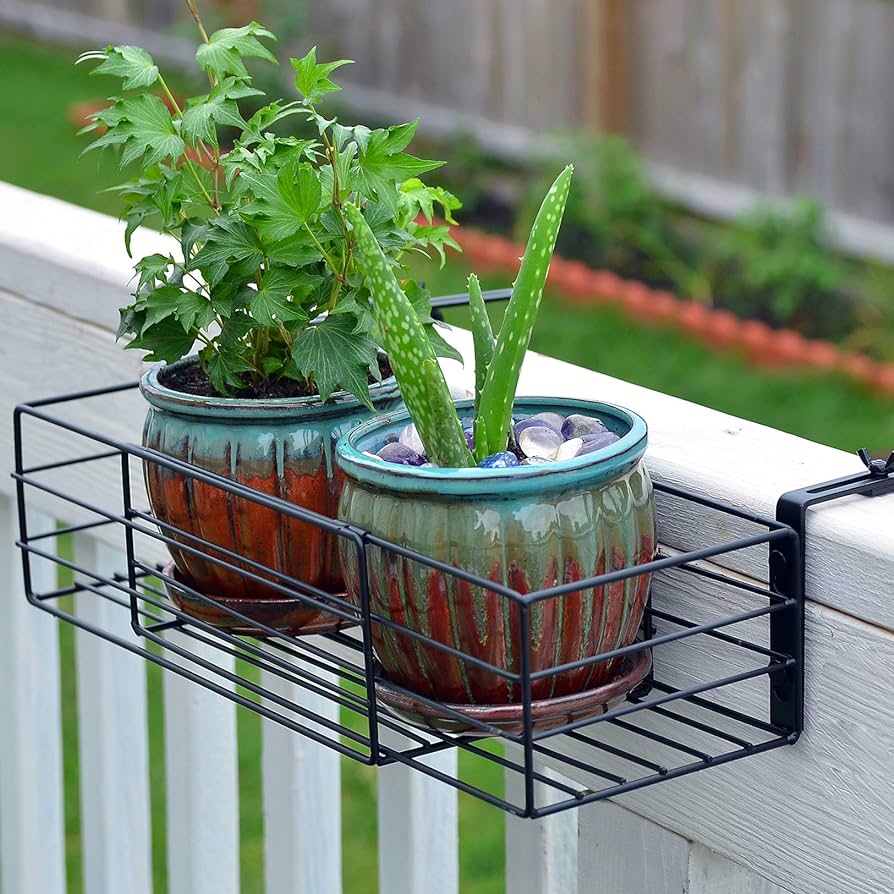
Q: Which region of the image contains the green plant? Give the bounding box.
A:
[347,165,573,468]
[77,0,461,401]
[711,198,844,327]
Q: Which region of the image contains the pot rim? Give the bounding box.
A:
[336,397,648,497]
[140,355,400,420]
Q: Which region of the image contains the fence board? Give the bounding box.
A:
[163,632,240,894]
[505,766,579,894]
[377,734,458,894]
[74,532,152,894]
[261,653,342,894]
[0,499,67,894]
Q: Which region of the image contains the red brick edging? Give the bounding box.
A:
[453,225,894,396]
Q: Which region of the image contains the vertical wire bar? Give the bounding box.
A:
[519,601,535,816]
[120,451,140,634]
[355,533,380,760]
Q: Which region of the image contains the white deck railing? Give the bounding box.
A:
[0,181,892,894]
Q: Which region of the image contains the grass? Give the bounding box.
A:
[3,30,892,894]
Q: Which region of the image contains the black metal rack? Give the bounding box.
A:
[13,295,888,818]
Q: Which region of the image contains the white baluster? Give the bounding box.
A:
[261,648,342,894]
[163,629,240,894]
[74,533,152,894]
[377,732,458,894]
[505,764,579,894]
[0,498,67,894]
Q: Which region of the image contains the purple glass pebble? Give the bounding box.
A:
[561,414,608,440]
[377,442,426,466]
[515,415,562,438]
[577,431,621,455]
[478,452,519,469]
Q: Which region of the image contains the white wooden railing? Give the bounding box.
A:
[1,182,892,894]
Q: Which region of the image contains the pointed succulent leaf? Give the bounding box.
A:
[345,203,473,468]
[467,274,495,460]
[476,164,574,456]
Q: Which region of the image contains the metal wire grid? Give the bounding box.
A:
[13,383,803,818]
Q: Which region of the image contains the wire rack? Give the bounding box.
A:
[17,286,856,817]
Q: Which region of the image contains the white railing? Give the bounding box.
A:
[0,181,892,894]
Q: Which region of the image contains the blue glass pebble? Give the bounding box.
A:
[478,452,519,469]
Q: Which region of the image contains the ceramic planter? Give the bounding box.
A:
[335,398,656,707]
[141,356,401,633]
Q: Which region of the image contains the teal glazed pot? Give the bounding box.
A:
[336,398,656,705]
[140,356,401,629]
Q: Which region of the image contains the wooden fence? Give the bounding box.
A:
[4,0,894,256]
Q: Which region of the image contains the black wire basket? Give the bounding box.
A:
[34,291,894,817]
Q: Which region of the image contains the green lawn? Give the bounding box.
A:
[3,30,892,894]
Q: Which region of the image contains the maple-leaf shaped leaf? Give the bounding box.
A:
[239,159,324,242]
[291,47,353,105]
[196,22,277,81]
[78,45,159,90]
[205,348,257,395]
[82,93,184,168]
[126,315,195,364]
[291,314,379,408]
[401,178,462,225]
[176,291,218,332]
[181,77,263,146]
[250,267,318,326]
[190,215,264,287]
[355,122,443,216]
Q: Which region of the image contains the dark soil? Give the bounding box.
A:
[160,356,393,400]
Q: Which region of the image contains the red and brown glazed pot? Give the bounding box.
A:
[336,397,656,707]
[140,356,401,633]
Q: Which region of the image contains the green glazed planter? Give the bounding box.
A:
[141,356,402,632]
[336,398,656,705]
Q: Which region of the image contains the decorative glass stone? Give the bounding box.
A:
[377,443,426,466]
[578,431,621,455]
[363,451,383,461]
[561,414,608,440]
[515,415,561,438]
[518,425,563,460]
[555,437,583,460]
[398,423,425,454]
[521,456,550,465]
[478,451,519,469]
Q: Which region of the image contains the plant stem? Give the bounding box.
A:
[158,73,217,209]
[185,0,211,41]
[303,222,341,279]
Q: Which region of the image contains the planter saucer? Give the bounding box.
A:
[160,562,355,638]
[374,648,652,737]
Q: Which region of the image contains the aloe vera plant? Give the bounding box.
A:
[348,164,573,468]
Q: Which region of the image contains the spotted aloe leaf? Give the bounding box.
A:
[345,203,474,468]
[475,165,573,456]
[467,273,495,463]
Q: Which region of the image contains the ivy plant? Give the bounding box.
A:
[78,0,461,403]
